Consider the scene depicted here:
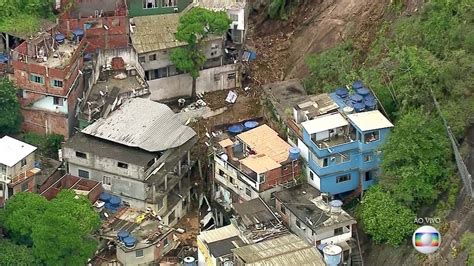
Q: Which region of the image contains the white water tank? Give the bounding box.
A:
[343,106,354,115]
[323,244,342,266]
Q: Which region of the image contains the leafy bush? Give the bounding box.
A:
[24,133,64,159]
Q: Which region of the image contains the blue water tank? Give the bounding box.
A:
[99,192,112,202]
[353,102,365,112]
[228,124,244,134]
[335,87,348,98]
[34,161,42,168]
[289,147,300,161]
[109,196,121,207]
[365,94,375,102]
[352,80,364,90]
[84,53,92,61]
[244,121,259,130]
[117,230,129,241]
[73,28,84,41]
[123,236,136,248]
[54,34,65,44]
[350,94,363,103]
[364,98,377,110]
[357,87,370,97]
[323,244,343,266]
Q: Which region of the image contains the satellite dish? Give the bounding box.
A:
[221,154,228,161]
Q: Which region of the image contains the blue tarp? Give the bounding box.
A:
[0,53,10,64]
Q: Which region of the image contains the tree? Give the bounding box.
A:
[24,133,64,159]
[0,0,55,35]
[379,109,451,208]
[0,239,36,265]
[32,190,101,266]
[2,192,48,246]
[358,185,417,246]
[0,78,21,135]
[1,191,100,265]
[170,7,231,99]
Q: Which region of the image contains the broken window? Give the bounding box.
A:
[117,162,129,169]
[334,227,343,235]
[149,54,156,61]
[53,97,64,106]
[162,0,177,7]
[364,131,380,143]
[364,171,373,181]
[29,74,44,84]
[138,56,146,63]
[364,153,373,162]
[143,0,157,8]
[52,79,63,87]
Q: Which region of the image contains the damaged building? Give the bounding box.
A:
[10,25,87,138]
[129,13,240,101]
[211,124,301,214]
[62,98,197,226]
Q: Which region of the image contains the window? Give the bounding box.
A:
[259,173,265,183]
[21,158,27,167]
[309,171,314,180]
[52,80,63,87]
[53,97,64,106]
[334,227,343,235]
[29,74,44,84]
[103,176,111,185]
[280,204,286,214]
[364,131,380,143]
[229,14,238,21]
[229,177,235,185]
[335,153,350,164]
[364,154,373,162]
[163,237,169,247]
[310,152,328,168]
[17,89,27,98]
[162,0,177,7]
[245,188,251,197]
[136,250,144,257]
[168,210,176,223]
[336,174,351,183]
[296,220,302,229]
[78,169,90,179]
[364,171,373,181]
[0,164,6,174]
[21,182,28,191]
[227,73,236,80]
[117,162,128,169]
[182,197,187,210]
[143,0,157,8]
[75,151,87,159]
[218,169,225,177]
[138,56,146,63]
[149,54,156,61]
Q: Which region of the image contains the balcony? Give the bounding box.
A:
[0,174,11,184]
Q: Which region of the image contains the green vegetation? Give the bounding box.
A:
[307,0,474,246]
[0,191,100,265]
[0,239,36,265]
[461,232,474,266]
[0,0,55,35]
[170,8,231,99]
[0,78,21,135]
[358,185,416,246]
[24,133,64,159]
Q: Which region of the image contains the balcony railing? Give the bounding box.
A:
[0,174,11,184]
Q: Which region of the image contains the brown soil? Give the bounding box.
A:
[174,209,200,247]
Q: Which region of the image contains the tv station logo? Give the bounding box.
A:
[412,225,441,254]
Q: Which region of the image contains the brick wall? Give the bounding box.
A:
[21,108,69,137]
[259,161,301,191]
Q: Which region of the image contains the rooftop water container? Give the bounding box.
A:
[289,147,300,161]
[228,124,244,135]
[365,94,375,102]
[335,87,348,98]
[353,102,365,112]
[109,196,121,207]
[323,244,343,266]
[73,28,84,42]
[350,94,363,103]
[244,121,259,131]
[84,53,92,62]
[357,87,370,97]
[364,98,377,111]
[117,230,129,241]
[352,80,364,90]
[99,192,112,202]
[54,33,65,44]
[183,257,197,266]
[123,236,136,248]
[343,106,354,115]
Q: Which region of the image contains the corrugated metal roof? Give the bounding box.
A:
[347,110,394,132]
[198,224,240,244]
[130,14,186,53]
[232,234,325,265]
[82,98,196,152]
[199,0,246,10]
[301,113,348,134]
[0,136,37,167]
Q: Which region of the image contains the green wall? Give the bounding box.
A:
[128,0,192,17]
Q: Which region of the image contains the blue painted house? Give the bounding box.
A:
[287,82,393,198]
